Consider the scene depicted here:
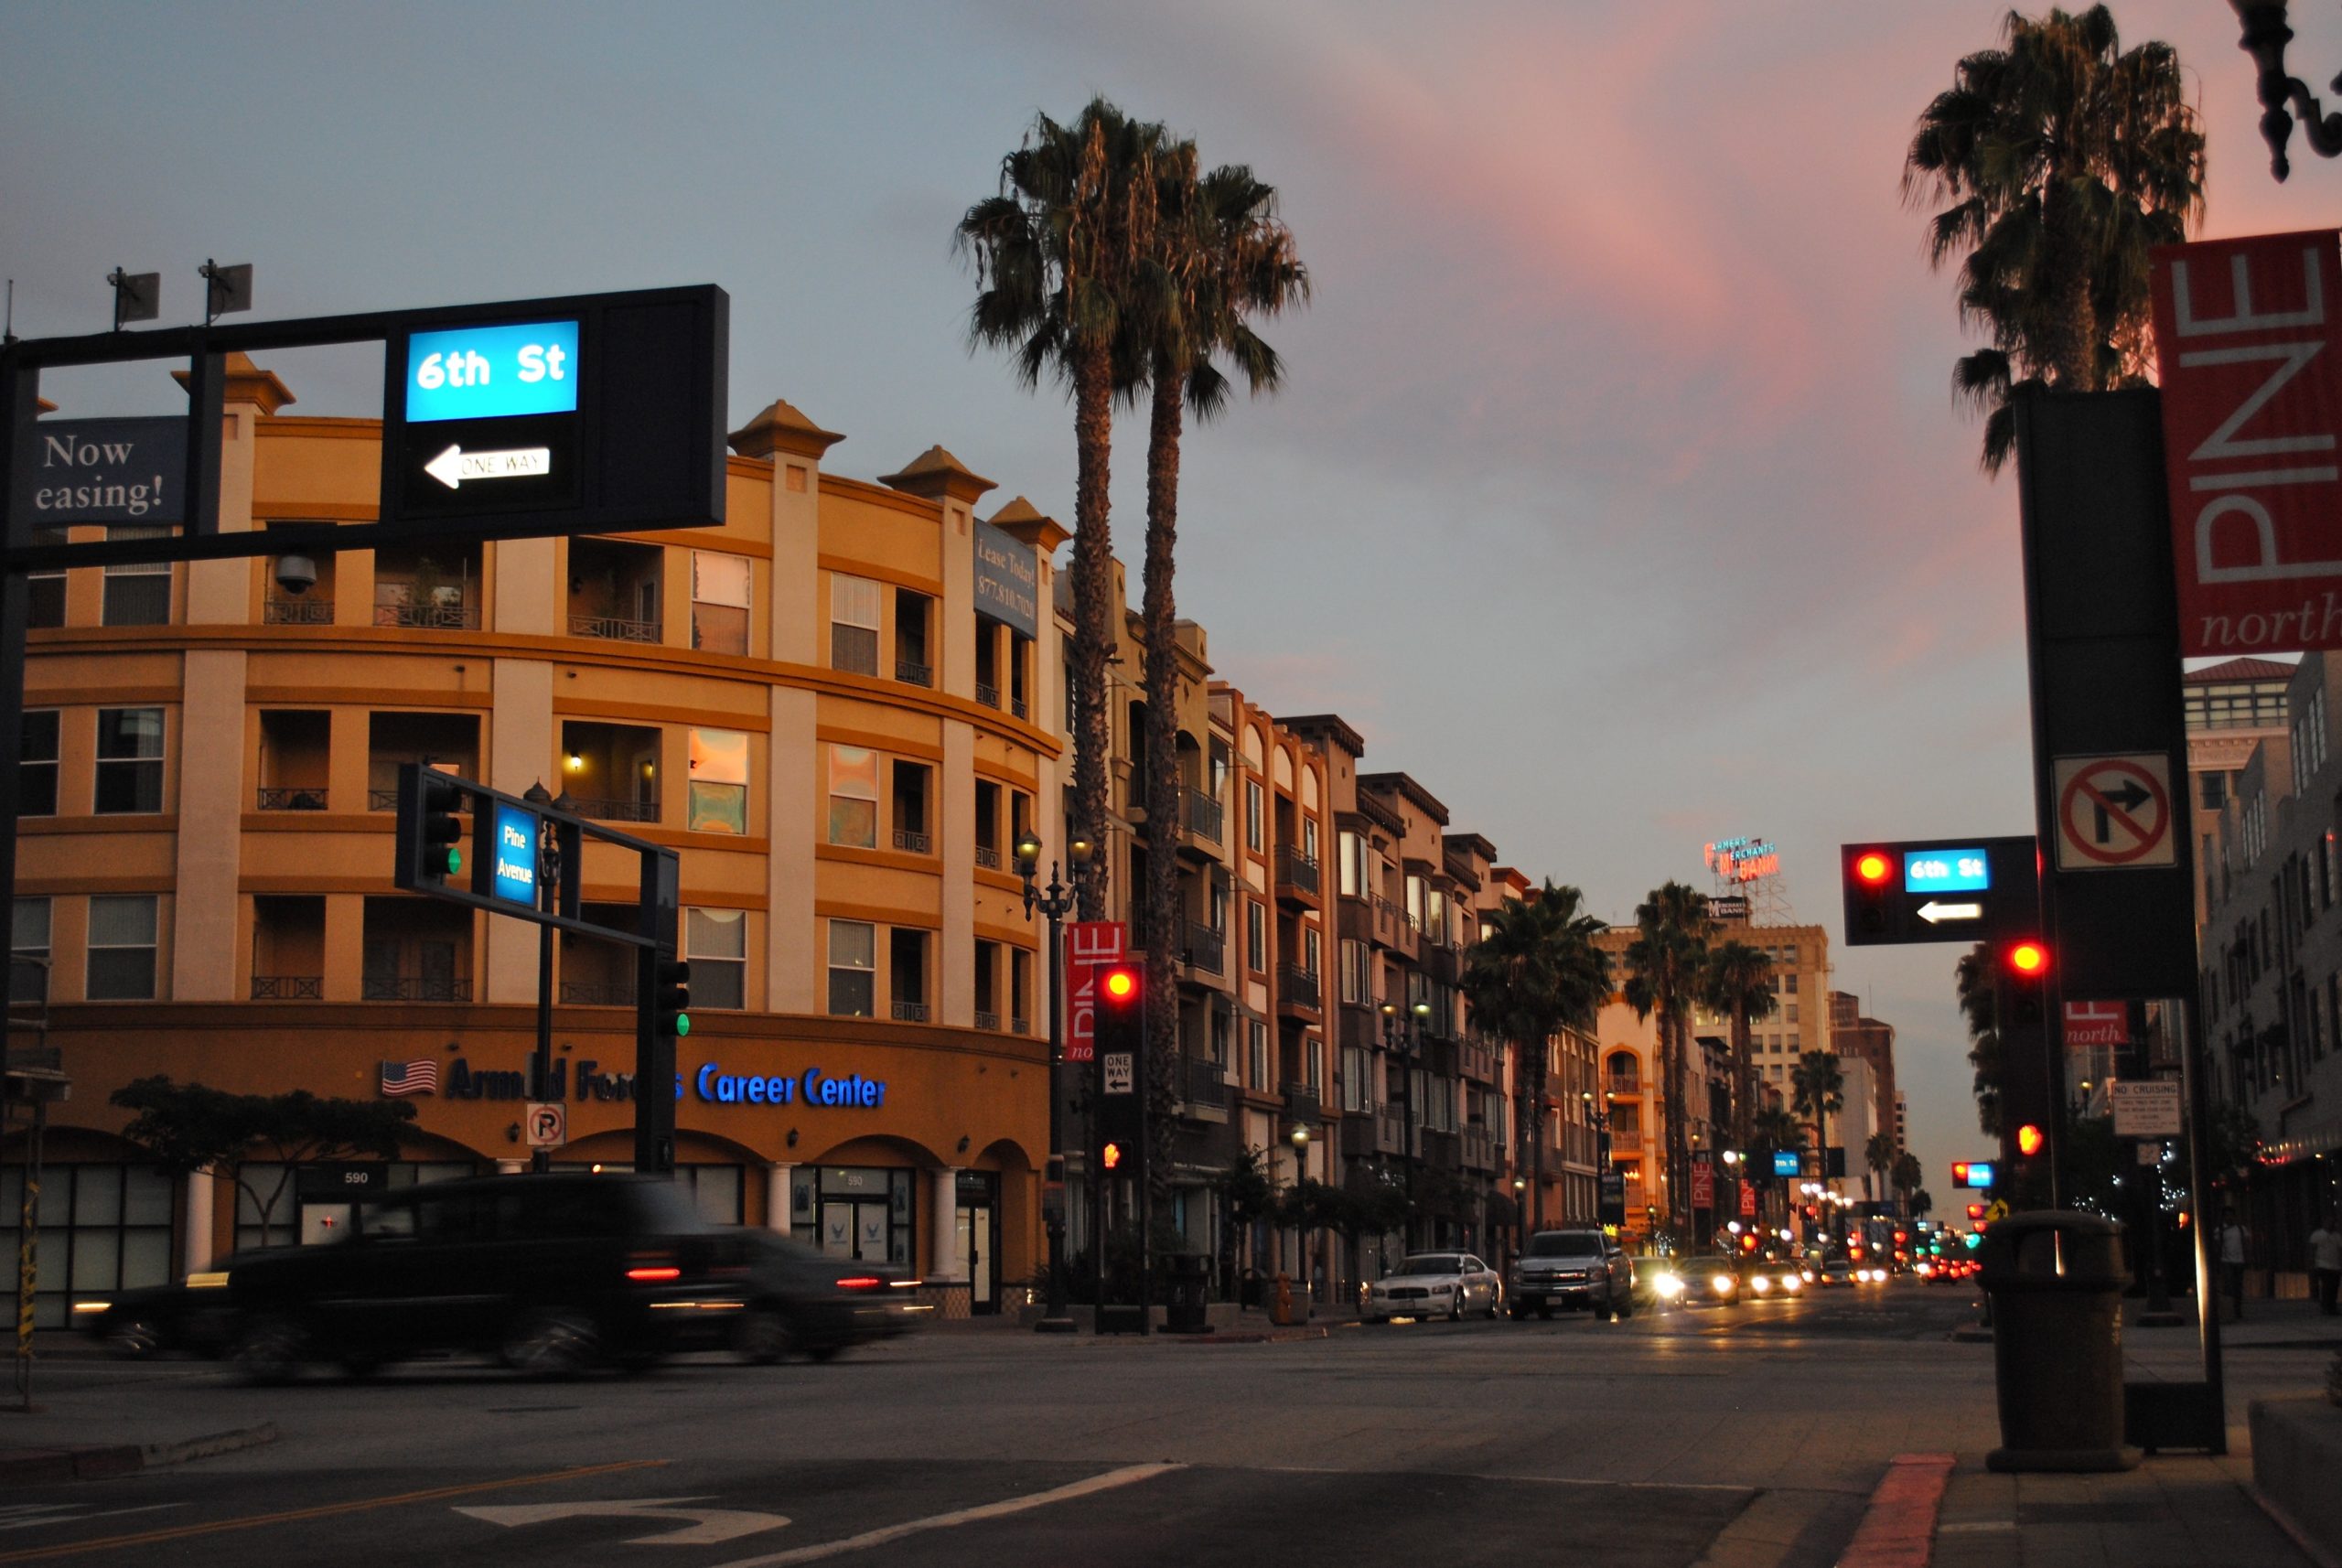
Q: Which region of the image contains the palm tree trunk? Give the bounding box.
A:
[1732,1001,1752,1150]
[1067,342,1115,922]
[1140,361,1185,1216]
[1528,1038,1547,1236]
[2037,183,2100,392]
[1665,1010,1687,1234]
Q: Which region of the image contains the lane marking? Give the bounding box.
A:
[0,1458,662,1564]
[0,1507,183,1536]
[707,1463,1182,1568]
[1836,1453,1954,1568]
[457,1497,791,1545]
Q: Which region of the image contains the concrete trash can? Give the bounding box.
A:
[1164,1254,1211,1334]
[1980,1209,2136,1472]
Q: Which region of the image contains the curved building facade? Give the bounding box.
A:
[6,359,1067,1323]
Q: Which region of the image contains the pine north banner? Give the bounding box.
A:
[2149,229,2342,656]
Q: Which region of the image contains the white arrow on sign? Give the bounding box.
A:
[454,1497,790,1546]
[423,444,553,489]
[1917,901,1984,925]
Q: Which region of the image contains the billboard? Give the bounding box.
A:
[972,516,1039,639]
[16,416,188,527]
[2150,229,2342,656]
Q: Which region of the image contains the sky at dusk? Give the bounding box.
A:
[9,1,2342,1193]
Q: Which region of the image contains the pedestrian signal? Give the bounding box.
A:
[2014,1122,2046,1157]
[1102,1141,1123,1171]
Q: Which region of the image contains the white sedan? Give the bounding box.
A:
[1363,1252,1502,1322]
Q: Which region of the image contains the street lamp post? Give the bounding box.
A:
[2231,1,2342,180]
[1015,829,1090,1334]
[521,781,572,1175]
[1510,1176,1527,1266]
[1288,1122,1312,1310]
[1381,1001,1431,1248]
[1581,1090,1610,1232]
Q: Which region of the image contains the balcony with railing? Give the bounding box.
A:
[560,981,636,1006]
[1184,923,1225,976]
[560,720,662,826]
[1341,1105,1404,1158]
[252,895,326,1002]
[250,974,322,1000]
[1282,1082,1321,1125]
[1422,1127,1461,1171]
[368,714,480,813]
[893,827,932,854]
[1273,846,1320,905]
[256,710,330,814]
[1177,1056,1230,1122]
[362,974,473,1003]
[373,544,482,631]
[1276,963,1321,1015]
[895,659,932,687]
[263,595,334,626]
[1608,1129,1643,1154]
[1607,1072,1642,1099]
[975,1009,1001,1032]
[974,843,1002,871]
[255,787,329,812]
[1458,1039,1498,1084]
[1182,786,1224,845]
[568,537,663,646]
[974,681,1000,710]
[1461,1127,1495,1170]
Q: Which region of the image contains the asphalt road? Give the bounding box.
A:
[0,1282,2087,1568]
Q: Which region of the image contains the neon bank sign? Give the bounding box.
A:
[1703,837,1779,883]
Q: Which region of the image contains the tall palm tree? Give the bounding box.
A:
[1954,940,2003,1135]
[1747,1104,1807,1237]
[958,99,1166,918]
[1623,882,1714,1234]
[1902,5,2206,473]
[1790,1050,1846,1189]
[1890,1150,1925,1216]
[1460,880,1610,1238]
[1131,152,1308,1201]
[1864,1132,1899,1205]
[1699,940,1776,1152]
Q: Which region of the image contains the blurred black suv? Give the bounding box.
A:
[218,1172,745,1381]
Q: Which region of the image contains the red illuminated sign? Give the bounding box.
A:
[2151,230,2342,656]
[2063,1000,2131,1048]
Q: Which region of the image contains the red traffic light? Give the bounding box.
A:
[1853,851,1893,886]
[1951,1161,1970,1185]
[1101,966,1139,1003]
[1102,1141,1123,1170]
[1967,1203,1985,1220]
[2006,940,2049,976]
[2014,1122,2047,1157]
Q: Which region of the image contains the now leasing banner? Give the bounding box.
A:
[2150,229,2342,656]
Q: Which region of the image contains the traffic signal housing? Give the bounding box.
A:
[1094,962,1144,1154]
[1101,1141,1124,1171]
[394,765,468,891]
[1842,846,1897,940]
[653,957,691,1038]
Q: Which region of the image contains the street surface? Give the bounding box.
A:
[0,1282,2327,1568]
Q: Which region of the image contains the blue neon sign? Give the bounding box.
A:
[489,805,539,906]
[405,320,579,423]
[1904,847,1991,894]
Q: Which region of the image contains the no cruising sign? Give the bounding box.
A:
[2053,755,2175,871]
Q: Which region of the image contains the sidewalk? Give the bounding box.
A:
[1923,1453,2317,1568]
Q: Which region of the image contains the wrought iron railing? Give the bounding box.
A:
[1274,847,1320,897]
[1185,923,1225,974]
[893,827,932,854]
[974,681,1000,709]
[892,999,929,1024]
[975,1009,1001,1031]
[1277,963,1321,1012]
[1607,1074,1641,1097]
[263,596,333,626]
[254,787,328,811]
[360,976,472,1003]
[1282,1082,1322,1124]
[1011,1015,1030,1035]
[975,844,1002,870]
[561,982,635,1005]
[375,601,478,630]
[1182,1056,1230,1110]
[568,613,661,644]
[1180,786,1224,843]
[569,796,660,823]
[368,789,400,812]
[250,975,322,1000]
[1010,696,1028,720]
[896,659,932,687]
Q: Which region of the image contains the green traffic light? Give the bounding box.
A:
[445,849,462,875]
[673,1014,691,1037]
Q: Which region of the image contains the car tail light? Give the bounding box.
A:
[626,1265,682,1283]
[835,1275,884,1291]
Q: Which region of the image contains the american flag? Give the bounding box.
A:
[379,1059,439,1098]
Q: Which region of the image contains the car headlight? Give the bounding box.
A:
[72,1300,109,1316]
[1655,1275,1684,1299]
[1750,1273,1771,1294]
[1430,1283,1454,1294]
[1780,1273,1802,1292]
[1711,1273,1735,1295]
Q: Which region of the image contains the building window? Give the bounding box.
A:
[1245,779,1264,852]
[94,707,164,814]
[686,907,747,1009]
[1247,900,1267,972]
[11,897,50,1004]
[1338,831,1364,898]
[19,710,59,817]
[828,919,875,1016]
[830,574,881,676]
[1010,947,1033,1032]
[891,761,931,854]
[827,745,879,848]
[1248,1018,1268,1088]
[894,588,932,685]
[26,530,63,628]
[102,526,172,626]
[0,1162,173,1329]
[889,929,929,1022]
[686,727,748,834]
[86,894,158,1000]
[1340,939,1369,1004]
[691,551,752,656]
[974,940,1000,1028]
[1305,927,1321,978]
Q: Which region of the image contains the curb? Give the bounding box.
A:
[1837,1453,1954,1568]
[1167,1326,1330,1345]
[0,1422,277,1487]
[1949,1325,1993,1343]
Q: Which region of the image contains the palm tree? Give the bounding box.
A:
[1954,940,2003,1135]
[1459,880,1610,1238]
[958,99,1166,918]
[1747,1104,1808,1236]
[1790,1050,1846,1189]
[1623,882,1714,1234]
[1907,1187,1935,1221]
[1131,151,1308,1200]
[1864,1132,1899,1205]
[1699,940,1776,1152]
[1890,1151,1925,1216]
[1902,5,2206,473]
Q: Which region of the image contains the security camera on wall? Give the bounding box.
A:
[274,554,318,595]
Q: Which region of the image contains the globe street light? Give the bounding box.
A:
[1014,828,1091,1333]
[1289,1122,1313,1311]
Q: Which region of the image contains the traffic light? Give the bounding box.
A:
[1094,962,1144,1154]
[653,957,691,1038]
[1967,1203,1985,1221]
[1101,1141,1124,1171]
[394,766,468,890]
[1843,846,1897,940]
[2014,1122,2046,1157]
[2004,939,2050,1026]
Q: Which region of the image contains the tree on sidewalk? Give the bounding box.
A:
[111,1075,417,1251]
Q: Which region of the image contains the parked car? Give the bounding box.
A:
[1509,1230,1631,1319]
[731,1230,928,1362]
[73,1249,276,1359]
[1363,1252,1502,1322]
[217,1172,748,1382]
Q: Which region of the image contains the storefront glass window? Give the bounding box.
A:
[0,1163,172,1329]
